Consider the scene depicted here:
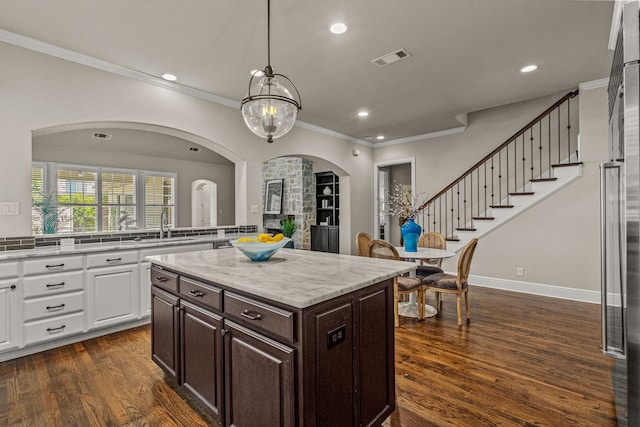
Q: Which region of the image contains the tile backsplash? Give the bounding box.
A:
[0,225,257,251]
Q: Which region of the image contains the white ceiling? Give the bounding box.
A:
[0,0,615,144]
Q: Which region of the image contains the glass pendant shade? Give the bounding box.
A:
[241,73,300,143]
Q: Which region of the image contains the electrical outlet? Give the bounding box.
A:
[516,267,524,277]
[326,325,346,349]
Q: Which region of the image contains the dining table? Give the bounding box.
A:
[394,246,456,318]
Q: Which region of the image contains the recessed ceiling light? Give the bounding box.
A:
[161,73,177,81]
[330,23,347,34]
[520,65,538,73]
[250,69,265,77]
[376,135,385,140]
[358,111,369,117]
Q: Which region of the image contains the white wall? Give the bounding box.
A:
[374,87,608,294]
[0,42,373,254]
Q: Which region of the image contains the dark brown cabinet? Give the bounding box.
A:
[151,286,179,383]
[310,225,339,254]
[151,265,395,427]
[312,172,340,254]
[180,300,224,421]
[224,320,295,427]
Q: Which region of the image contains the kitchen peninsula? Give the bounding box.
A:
[148,248,416,427]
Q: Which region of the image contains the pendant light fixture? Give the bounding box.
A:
[241,0,302,143]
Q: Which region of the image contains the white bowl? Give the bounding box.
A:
[229,237,292,262]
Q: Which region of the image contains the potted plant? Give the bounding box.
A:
[281,217,297,248]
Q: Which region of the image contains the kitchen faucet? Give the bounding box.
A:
[160,211,167,240]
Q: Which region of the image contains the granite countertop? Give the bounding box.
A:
[147,248,417,308]
[0,234,244,261]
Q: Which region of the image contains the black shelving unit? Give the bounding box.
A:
[315,171,339,226]
[312,171,339,253]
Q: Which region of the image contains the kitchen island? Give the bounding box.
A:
[147,247,416,427]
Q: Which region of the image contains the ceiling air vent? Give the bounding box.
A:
[92,132,112,140]
[371,48,411,67]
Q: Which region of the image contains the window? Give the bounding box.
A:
[144,175,175,230]
[102,171,136,231]
[31,162,176,234]
[56,167,98,233]
[31,164,46,235]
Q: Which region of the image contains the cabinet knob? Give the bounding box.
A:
[220,329,228,336]
[10,284,16,290]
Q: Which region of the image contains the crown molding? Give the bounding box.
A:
[373,125,467,148]
[579,77,609,91]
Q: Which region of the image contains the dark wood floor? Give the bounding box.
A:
[0,286,618,426]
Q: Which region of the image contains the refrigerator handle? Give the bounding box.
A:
[600,162,626,359]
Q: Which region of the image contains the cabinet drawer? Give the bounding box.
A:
[151,267,178,293]
[23,291,84,322]
[224,292,294,342]
[24,311,85,345]
[0,262,18,279]
[23,255,84,276]
[23,270,84,298]
[179,276,222,311]
[86,251,138,268]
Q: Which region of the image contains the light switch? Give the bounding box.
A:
[0,202,19,215]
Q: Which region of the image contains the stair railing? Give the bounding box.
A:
[415,89,580,241]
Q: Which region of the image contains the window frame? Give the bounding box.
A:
[32,162,177,235]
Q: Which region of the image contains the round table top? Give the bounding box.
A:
[394,246,456,260]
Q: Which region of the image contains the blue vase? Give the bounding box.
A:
[401,218,421,252]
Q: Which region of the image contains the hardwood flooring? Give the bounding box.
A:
[0,286,618,426]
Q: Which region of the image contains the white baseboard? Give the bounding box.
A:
[464,274,601,304]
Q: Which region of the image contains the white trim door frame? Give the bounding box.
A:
[372,157,416,240]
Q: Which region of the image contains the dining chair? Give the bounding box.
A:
[421,238,478,326]
[356,232,372,257]
[368,239,424,327]
[416,232,446,276]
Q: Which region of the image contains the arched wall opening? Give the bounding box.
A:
[31,121,240,232]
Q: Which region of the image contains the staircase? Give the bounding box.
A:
[415,90,582,253]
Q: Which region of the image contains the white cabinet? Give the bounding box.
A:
[87,260,139,330]
[22,255,85,346]
[0,277,19,352]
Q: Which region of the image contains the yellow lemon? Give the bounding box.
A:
[237,237,255,243]
[256,233,273,243]
[272,233,284,242]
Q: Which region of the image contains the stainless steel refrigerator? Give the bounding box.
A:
[602,2,640,426]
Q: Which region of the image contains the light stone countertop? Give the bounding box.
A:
[0,235,242,261]
[147,248,417,308]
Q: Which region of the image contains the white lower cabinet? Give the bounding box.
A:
[87,263,140,330]
[0,278,20,352]
[24,311,85,345]
[0,240,216,360]
[22,255,85,347]
[140,262,152,318]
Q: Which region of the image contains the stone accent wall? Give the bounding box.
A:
[262,157,315,250]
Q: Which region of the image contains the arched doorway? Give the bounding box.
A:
[192,180,217,227]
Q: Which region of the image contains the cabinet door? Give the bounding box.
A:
[357,283,395,426]
[0,279,19,353]
[140,262,152,318]
[310,225,328,252]
[151,286,180,383]
[180,300,224,423]
[224,320,295,427]
[328,226,340,254]
[87,264,139,330]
